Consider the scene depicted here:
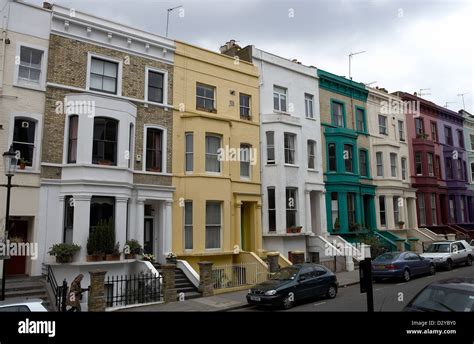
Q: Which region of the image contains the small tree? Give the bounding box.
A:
[100,218,116,255]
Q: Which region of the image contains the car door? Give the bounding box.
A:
[451,243,463,263]
[455,242,467,263]
[295,267,315,300]
[313,266,331,296]
[403,253,419,275]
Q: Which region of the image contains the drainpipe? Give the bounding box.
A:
[0,1,11,90]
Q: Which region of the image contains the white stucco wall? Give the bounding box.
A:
[250,47,326,259]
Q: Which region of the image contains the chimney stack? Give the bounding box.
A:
[219,39,241,57]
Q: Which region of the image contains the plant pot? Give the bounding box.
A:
[124,253,136,260]
[56,255,73,263]
[105,254,121,261]
[86,254,104,262]
[19,163,26,170]
[99,160,111,166]
[398,224,404,229]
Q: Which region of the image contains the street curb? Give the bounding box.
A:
[340,281,359,288]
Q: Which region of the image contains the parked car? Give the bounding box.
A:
[404,278,474,312]
[470,239,474,248]
[372,251,436,282]
[246,263,338,309]
[421,240,473,270]
[0,298,48,312]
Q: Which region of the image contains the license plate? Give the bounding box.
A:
[250,296,261,301]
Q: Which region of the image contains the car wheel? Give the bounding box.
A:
[446,259,453,271]
[429,264,436,275]
[326,284,337,299]
[402,269,411,282]
[282,294,294,310]
[466,255,472,267]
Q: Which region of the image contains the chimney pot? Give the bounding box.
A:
[43,2,52,10]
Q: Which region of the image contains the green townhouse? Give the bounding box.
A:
[318,70,377,241]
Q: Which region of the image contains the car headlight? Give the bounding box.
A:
[434,257,444,262]
[248,289,252,295]
[265,290,277,296]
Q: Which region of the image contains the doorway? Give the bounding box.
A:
[144,218,154,255]
[240,203,253,252]
[5,220,28,276]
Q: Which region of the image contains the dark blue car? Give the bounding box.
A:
[372,251,436,282]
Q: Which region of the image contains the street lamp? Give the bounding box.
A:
[1,144,17,301]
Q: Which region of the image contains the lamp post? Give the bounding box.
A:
[1,144,17,301]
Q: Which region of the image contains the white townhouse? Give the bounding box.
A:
[0,0,50,277]
[222,43,327,261]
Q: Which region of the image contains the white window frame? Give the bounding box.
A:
[401,157,407,181]
[205,201,222,250]
[284,132,297,165]
[145,66,168,105]
[376,152,383,177]
[378,115,387,135]
[240,143,252,180]
[273,85,288,113]
[304,93,314,119]
[142,124,167,174]
[205,134,222,174]
[196,83,216,112]
[390,153,398,177]
[307,140,316,170]
[266,131,275,165]
[9,112,43,173]
[398,120,405,141]
[427,153,434,177]
[379,196,386,227]
[184,200,193,251]
[185,132,193,173]
[14,42,48,91]
[86,52,123,96]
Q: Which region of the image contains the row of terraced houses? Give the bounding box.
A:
[1,1,473,300]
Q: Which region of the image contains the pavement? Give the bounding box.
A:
[118,269,360,312]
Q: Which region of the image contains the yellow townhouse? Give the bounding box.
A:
[172,41,264,274]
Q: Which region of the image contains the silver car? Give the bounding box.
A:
[0,298,48,312]
[421,240,473,270]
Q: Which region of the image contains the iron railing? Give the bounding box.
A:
[105,273,162,307]
[212,262,269,290]
[46,265,68,312]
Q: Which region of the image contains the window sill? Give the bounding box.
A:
[356,131,369,136]
[284,164,299,168]
[145,99,168,107]
[266,162,276,166]
[13,82,46,92]
[273,110,291,116]
[240,177,251,181]
[205,172,222,176]
[15,169,40,175]
[305,117,316,121]
[140,170,172,176]
[307,168,319,173]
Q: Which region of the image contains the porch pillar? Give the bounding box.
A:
[254,203,262,253]
[234,202,242,251]
[135,198,145,249]
[163,200,173,257]
[58,195,66,242]
[317,191,328,236]
[72,195,92,262]
[115,197,128,256]
[305,190,312,234]
[386,196,395,230]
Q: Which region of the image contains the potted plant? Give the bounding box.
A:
[142,253,155,263]
[101,219,119,260]
[124,239,143,259]
[398,220,405,229]
[86,221,106,261]
[48,243,81,263]
[349,223,360,232]
[19,158,27,170]
[166,252,177,264]
[105,242,121,261]
[99,159,111,165]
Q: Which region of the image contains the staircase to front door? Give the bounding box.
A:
[153,264,201,300]
[4,276,53,311]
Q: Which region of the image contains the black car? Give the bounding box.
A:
[246,263,338,309]
[404,278,474,312]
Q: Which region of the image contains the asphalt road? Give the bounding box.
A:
[234,264,474,312]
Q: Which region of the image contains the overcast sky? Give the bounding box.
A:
[30,0,473,112]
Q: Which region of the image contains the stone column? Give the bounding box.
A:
[254,203,263,253]
[395,239,405,252]
[234,202,242,251]
[290,250,305,264]
[115,197,128,256]
[135,198,145,248]
[88,270,107,312]
[318,191,328,236]
[408,238,419,253]
[72,195,92,262]
[305,190,312,234]
[386,196,395,230]
[162,200,173,257]
[267,251,280,273]
[198,261,214,297]
[161,263,177,303]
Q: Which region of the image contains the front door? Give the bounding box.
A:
[6,220,28,276]
[144,218,154,255]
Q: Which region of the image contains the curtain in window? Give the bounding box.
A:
[205,202,221,248]
[206,136,220,172]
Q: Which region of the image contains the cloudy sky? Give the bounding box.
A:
[31,0,473,112]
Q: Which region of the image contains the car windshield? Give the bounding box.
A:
[270,267,299,280]
[425,244,450,253]
[410,286,474,312]
[374,252,400,261]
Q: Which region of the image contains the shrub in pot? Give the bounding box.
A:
[86,221,106,261]
[48,243,81,263]
[106,242,121,261]
[124,239,143,259]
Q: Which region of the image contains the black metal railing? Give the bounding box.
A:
[105,273,162,308]
[46,265,68,312]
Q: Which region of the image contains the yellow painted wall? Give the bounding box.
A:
[172,41,262,267]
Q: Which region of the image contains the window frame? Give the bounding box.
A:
[185,132,194,173]
[205,134,222,174]
[9,112,42,172]
[307,140,316,170]
[143,124,167,174]
[86,52,122,96]
[355,106,366,133]
[379,195,386,227]
[376,151,384,177]
[330,99,345,127]
[415,152,423,176]
[273,85,288,113]
[196,83,216,113]
[305,93,314,119]
[205,201,222,250]
[145,66,168,105]
[266,131,275,165]
[359,149,368,177]
[284,132,297,165]
[328,143,337,172]
[430,121,438,142]
[285,187,298,228]
[14,42,48,90]
[378,115,388,135]
[239,93,251,119]
[92,117,119,166]
[343,144,354,173]
[415,117,424,136]
[240,143,252,179]
[184,201,193,250]
[67,115,79,164]
[418,193,426,226]
[398,120,405,141]
[444,126,453,146]
[390,152,398,177]
[427,152,434,177]
[267,187,276,232]
[401,157,407,181]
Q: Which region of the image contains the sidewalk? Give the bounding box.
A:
[118,269,360,312]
